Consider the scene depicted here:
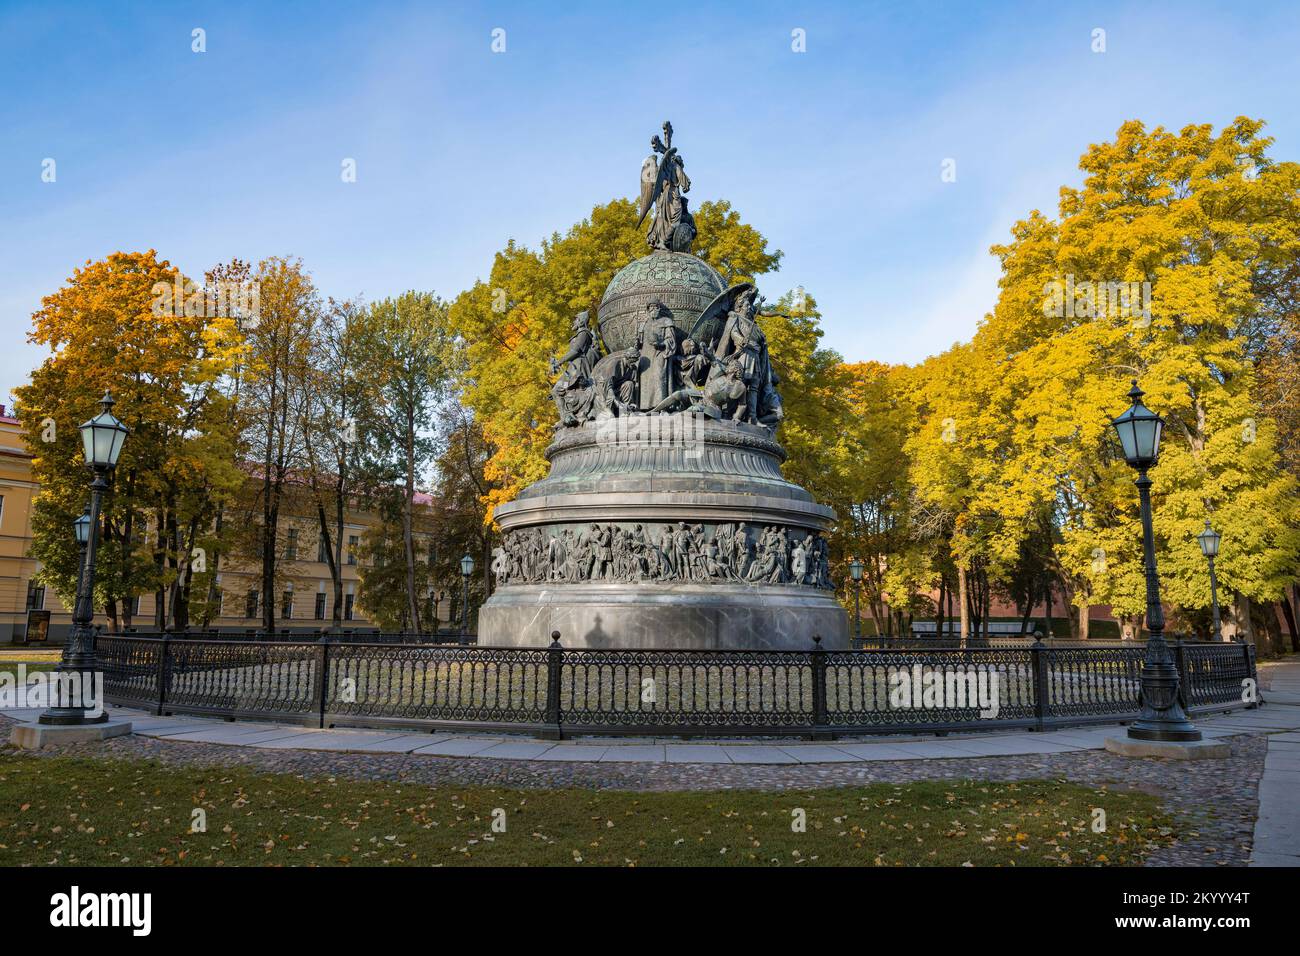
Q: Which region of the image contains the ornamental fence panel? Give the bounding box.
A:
[93,632,1258,740]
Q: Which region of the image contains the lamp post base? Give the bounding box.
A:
[37,709,110,727]
[12,719,132,750]
[1126,720,1202,742]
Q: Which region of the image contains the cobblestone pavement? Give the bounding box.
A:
[0,713,1265,866]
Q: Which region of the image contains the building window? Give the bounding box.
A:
[214,588,224,617]
[245,589,259,619]
[25,580,45,610]
[281,589,294,619]
[129,595,141,616]
[314,592,326,620]
[285,527,298,561]
[0,494,5,529]
[344,594,355,621]
[317,535,329,563]
[347,535,359,566]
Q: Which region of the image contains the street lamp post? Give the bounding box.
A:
[848,558,864,642]
[1109,381,1200,742]
[40,393,128,726]
[459,553,475,643]
[1197,519,1223,641]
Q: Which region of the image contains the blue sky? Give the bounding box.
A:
[2,0,1298,404]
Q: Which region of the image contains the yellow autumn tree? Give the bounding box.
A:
[14,250,243,630]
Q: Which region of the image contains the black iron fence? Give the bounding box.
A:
[94,632,1257,740]
[851,634,1234,651]
[116,628,475,644]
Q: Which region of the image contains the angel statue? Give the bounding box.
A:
[637,121,696,252]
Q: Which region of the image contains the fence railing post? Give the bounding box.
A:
[544,631,564,740]
[810,635,830,740]
[1030,638,1048,732]
[156,634,171,717]
[1172,636,1190,711]
[315,640,330,729]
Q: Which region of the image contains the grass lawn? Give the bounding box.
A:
[0,651,60,674]
[0,751,1172,866]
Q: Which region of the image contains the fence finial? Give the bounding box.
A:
[549,630,562,647]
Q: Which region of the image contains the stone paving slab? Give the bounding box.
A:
[344,734,455,752]
[777,745,862,763]
[156,723,286,740]
[200,727,322,745]
[535,744,609,761]
[826,743,929,761]
[410,737,505,757]
[1263,752,1300,771]
[255,732,411,751]
[597,745,666,762]
[722,745,799,765]
[665,744,732,764]
[476,741,557,760]
[1037,730,1119,746]
[1250,691,1300,866]
[932,737,1085,756]
[889,741,1001,758]
[122,720,221,735]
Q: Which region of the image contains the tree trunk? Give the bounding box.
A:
[203,508,224,629]
[262,496,278,634]
[958,564,969,645]
[333,470,346,630]
[402,413,422,634]
[1079,604,1090,641]
[1286,582,1300,653]
[1019,580,1034,637]
[981,575,991,641]
[936,575,947,641]
[1231,592,1256,650]
[1042,581,1053,639]
[1253,599,1284,657]
[1275,598,1298,654]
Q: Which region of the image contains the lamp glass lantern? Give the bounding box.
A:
[72,508,91,545]
[79,393,128,469]
[848,558,864,582]
[1197,520,1221,558]
[460,553,475,577]
[1109,381,1164,469]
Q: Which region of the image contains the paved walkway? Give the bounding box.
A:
[7,690,1300,766]
[1249,660,1300,866]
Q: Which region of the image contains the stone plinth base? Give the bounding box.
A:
[11,719,133,750]
[1103,735,1230,760]
[478,582,848,651]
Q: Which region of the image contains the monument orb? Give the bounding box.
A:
[477,122,849,650]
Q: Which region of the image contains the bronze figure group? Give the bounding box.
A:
[492,521,834,589]
[551,288,783,429]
